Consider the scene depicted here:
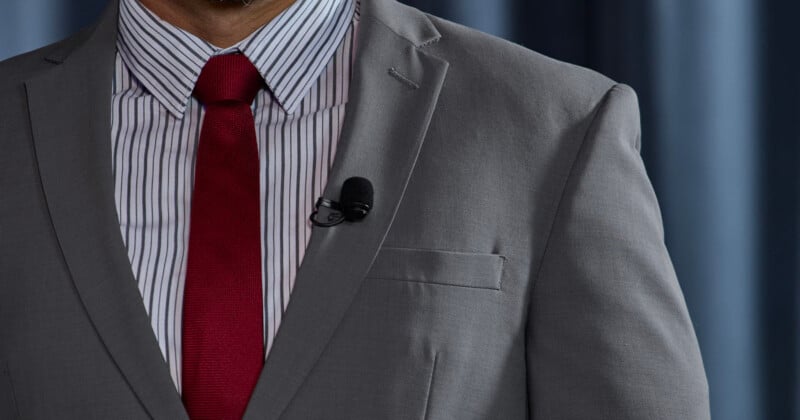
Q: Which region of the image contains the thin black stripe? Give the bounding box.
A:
[302,98,311,253]
[260,95,275,348]
[163,118,184,368]
[311,77,319,214]
[268,106,277,344]
[124,101,138,248]
[329,49,337,169]
[294,107,302,272]
[135,99,153,309]
[143,100,158,316]
[150,102,167,322]
[111,68,120,181]
[277,117,287,311]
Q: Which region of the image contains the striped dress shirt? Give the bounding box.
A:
[112,0,359,392]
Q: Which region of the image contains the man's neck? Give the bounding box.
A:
[137,0,298,48]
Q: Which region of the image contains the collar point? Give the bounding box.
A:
[165,103,189,119]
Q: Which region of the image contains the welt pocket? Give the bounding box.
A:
[365,247,506,290]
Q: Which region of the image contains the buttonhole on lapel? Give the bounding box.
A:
[388,67,420,90]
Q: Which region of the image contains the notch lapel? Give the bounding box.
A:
[243,1,449,418]
[24,2,189,419]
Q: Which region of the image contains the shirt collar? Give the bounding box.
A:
[118,0,355,117]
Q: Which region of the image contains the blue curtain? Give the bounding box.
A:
[1,1,797,419]
[0,0,106,60]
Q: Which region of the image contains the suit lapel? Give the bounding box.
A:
[25,2,189,419]
[243,0,448,418]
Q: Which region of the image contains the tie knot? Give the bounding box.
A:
[194,54,263,105]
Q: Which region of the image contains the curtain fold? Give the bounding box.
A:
[759,3,800,419]
[651,2,761,419]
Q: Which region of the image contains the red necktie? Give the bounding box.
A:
[182,54,264,420]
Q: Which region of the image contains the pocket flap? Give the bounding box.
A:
[365,247,506,290]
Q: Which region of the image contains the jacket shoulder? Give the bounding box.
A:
[0,26,93,91]
[423,14,617,115]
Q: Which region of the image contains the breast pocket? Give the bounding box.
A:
[365,247,506,291]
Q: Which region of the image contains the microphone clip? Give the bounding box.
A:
[309,197,346,227]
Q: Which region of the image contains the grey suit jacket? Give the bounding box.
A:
[0,0,710,418]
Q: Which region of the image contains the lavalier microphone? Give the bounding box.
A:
[309,177,373,227]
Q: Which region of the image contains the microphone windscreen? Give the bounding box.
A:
[341,177,373,207]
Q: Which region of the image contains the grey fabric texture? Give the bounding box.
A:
[0,0,710,418]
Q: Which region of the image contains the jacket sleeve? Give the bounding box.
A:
[525,83,710,419]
